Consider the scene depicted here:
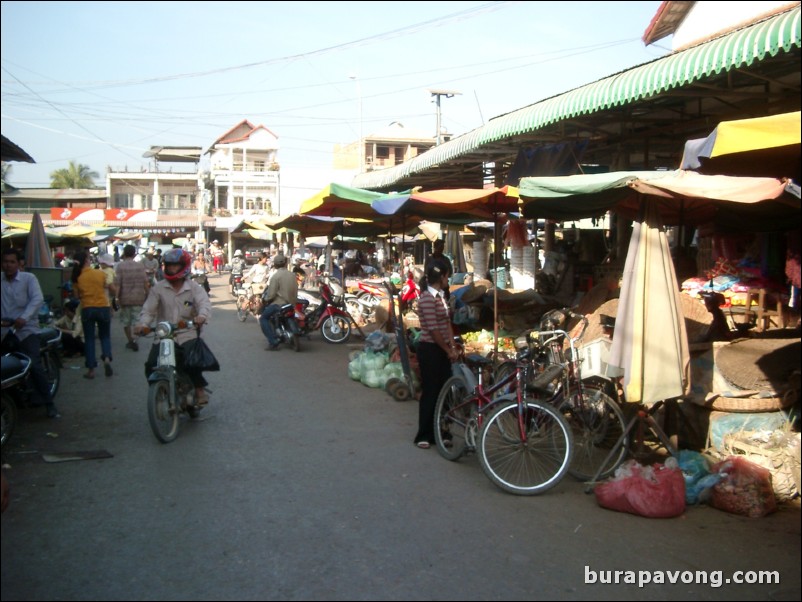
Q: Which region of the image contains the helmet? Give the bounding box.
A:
[162,249,191,282]
[234,249,243,257]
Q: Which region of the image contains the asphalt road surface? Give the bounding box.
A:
[2,276,800,601]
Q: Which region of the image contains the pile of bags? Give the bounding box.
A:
[594,451,780,519]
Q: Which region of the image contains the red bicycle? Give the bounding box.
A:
[434,338,573,495]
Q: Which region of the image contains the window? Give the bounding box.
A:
[376,146,390,159]
[394,147,406,165]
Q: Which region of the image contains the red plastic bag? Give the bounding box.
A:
[595,460,686,518]
[710,456,777,518]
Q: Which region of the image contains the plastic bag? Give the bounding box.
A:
[182,331,220,372]
[710,456,777,517]
[595,459,686,518]
[677,450,721,505]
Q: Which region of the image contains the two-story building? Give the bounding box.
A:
[204,119,281,216]
[334,121,439,174]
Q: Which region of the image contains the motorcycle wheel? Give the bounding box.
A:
[345,298,364,325]
[1,393,18,448]
[290,333,301,352]
[42,350,61,399]
[236,296,249,322]
[178,373,201,419]
[321,315,351,344]
[147,379,180,443]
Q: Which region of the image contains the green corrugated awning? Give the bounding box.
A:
[353,6,801,190]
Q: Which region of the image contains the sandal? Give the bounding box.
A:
[416,441,431,449]
[195,390,210,406]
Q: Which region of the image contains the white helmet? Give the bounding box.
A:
[234,249,243,257]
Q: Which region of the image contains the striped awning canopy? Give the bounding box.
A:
[353,6,800,192]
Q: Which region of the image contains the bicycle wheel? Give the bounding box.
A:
[236,296,249,322]
[321,315,351,344]
[561,387,627,481]
[433,376,475,461]
[147,379,179,443]
[477,399,572,495]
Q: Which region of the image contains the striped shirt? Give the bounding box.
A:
[417,286,451,345]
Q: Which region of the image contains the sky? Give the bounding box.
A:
[1,0,668,213]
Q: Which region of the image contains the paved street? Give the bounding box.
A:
[2,276,800,601]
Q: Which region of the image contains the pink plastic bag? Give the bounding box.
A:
[710,456,777,518]
[595,460,686,518]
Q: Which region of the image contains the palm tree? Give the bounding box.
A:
[50,160,99,188]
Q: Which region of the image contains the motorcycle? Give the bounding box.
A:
[345,279,388,325]
[399,273,420,315]
[191,270,211,295]
[1,324,62,447]
[229,271,245,297]
[267,302,304,351]
[142,320,203,443]
[297,276,354,344]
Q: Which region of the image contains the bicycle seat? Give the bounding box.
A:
[463,354,493,369]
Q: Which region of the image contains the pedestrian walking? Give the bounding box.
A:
[72,251,114,379]
[115,244,150,351]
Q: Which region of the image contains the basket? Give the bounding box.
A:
[698,392,795,413]
[722,429,801,501]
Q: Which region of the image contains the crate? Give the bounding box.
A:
[577,337,623,379]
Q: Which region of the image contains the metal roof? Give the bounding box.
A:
[352,6,801,192]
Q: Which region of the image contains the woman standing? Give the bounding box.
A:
[414,262,457,449]
[72,252,115,379]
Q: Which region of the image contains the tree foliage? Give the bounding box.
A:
[49,160,99,189]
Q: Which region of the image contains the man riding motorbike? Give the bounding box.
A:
[1,247,60,418]
[229,249,246,294]
[135,249,213,405]
[258,254,298,351]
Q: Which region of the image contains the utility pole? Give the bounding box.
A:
[428,89,461,145]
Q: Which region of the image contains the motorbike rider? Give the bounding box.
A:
[258,254,298,351]
[1,247,59,418]
[191,250,211,294]
[135,249,213,406]
[245,252,270,296]
[229,249,246,292]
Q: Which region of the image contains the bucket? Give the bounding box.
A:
[489,267,507,289]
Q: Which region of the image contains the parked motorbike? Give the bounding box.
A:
[399,273,420,315]
[345,279,388,325]
[1,324,62,447]
[297,276,353,344]
[141,320,203,443]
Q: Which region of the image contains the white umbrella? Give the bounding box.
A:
[608,199,690,404]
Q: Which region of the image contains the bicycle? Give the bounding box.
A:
[434,338,573,496]
[493,309,628,481]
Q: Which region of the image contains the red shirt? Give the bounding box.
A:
[417,286,451,345]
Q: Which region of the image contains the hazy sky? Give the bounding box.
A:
[1,0,667,211]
